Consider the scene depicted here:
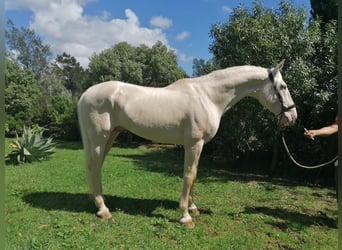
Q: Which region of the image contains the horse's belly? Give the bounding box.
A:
[124,124,185,145]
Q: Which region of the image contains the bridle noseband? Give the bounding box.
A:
[268,70,296,117]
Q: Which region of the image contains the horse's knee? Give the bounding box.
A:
[183,173,196,189]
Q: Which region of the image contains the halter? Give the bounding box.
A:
[268,70,296,117]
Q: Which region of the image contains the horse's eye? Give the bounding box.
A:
[280,85,287,90]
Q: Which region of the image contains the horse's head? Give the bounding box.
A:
[259,60,297,126]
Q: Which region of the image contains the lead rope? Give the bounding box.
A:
[281,134,338,169]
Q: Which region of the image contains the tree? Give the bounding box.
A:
[141,41,187,86]
[55,52,86,98]
[5,59,44,130]
[5,21,83,139]
[192,58,218,77]
[87,41,186,87]
[210,1,310,67]
[87,42,142,85]
[37,60,81,139]
[310,0,338,23]
[6,19,52,78]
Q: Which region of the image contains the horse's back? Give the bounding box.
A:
[79,81,123,105]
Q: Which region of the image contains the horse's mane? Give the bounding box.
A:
[204,65,267,80]
[171,66,269,87]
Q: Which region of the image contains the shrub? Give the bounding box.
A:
[6,127,55,164]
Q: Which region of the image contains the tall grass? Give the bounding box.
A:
[5,140,338,249]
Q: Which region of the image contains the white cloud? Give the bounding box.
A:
[5,0,170,68]
[179,53,194,63]
[222,5,233,14]
[176,31,190,41]
[175,50,194,63]
[150,16,172,29]
[100,10,111,21]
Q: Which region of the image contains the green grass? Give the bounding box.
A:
[5,139,338,249]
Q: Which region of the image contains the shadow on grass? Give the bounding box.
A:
[55,140,83,150]
[242,206,337,229]
[109,147,307,188]
[23,192,178,218]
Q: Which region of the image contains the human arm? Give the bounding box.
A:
[304,124,338,139]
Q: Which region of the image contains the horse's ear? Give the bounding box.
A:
[272,59,285,76]
[277,59,285,71]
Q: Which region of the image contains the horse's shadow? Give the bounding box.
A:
[241,206,337,229]
[22,192,178,218]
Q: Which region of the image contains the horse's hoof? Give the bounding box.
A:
[97,210,112,219]
[190,208,200,216]
[183,220,196,228]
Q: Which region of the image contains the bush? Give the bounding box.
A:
[6,127,55,164]
[49,98,80,140]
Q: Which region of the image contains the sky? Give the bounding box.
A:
[5,0,311,76]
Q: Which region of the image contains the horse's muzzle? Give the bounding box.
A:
[279,110,297,127]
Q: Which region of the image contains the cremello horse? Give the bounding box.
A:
[78,60,297,228]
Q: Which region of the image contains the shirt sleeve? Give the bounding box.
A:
[333,119,338,126]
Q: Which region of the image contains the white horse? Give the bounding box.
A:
[78,60,297,228]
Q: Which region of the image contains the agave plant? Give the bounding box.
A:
[7,127,55,164]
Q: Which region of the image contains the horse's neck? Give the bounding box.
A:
[195,66,269,114]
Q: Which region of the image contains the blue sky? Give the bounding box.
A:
[5,0,311,76]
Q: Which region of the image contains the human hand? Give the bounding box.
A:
[304,128,315,140]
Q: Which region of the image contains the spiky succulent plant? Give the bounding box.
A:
[7,127,55,164]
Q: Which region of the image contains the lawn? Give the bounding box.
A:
[5,139,338,249]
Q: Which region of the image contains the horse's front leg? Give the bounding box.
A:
[180,139,204,228]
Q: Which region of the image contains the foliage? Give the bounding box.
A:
[199,1,337,165]
[6,127,55,164]
[5,143,338,249]
[36,57,82,139]
[5,20,86,139]
[142,41,187,86]
[38,54,84,99]
[5,59,44,130]
[310,0,338,23]
[47,97,79,140]
[38,63,72,101]
[88,41,187,87]
[6,19,52,78]
[55,52,86,98]
[192,58,218,77]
